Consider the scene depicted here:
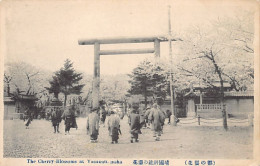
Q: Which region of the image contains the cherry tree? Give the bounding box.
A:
[178,11,254,130]
[4,61,50,96]
[100,74,130,102]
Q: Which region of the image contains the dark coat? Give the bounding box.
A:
[51,109,62,126]
[166,110,172,118]
[129,112,141,134]
[100,107,107,122]
[62,107,77,128]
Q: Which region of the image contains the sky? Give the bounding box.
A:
[1,0,256,75]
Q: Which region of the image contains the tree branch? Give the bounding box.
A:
[177,66,217,88]
[4,73,12,83]
[182,55,205,62]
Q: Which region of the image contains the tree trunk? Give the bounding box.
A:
[7,84,10,96]
[212,58,228,130]
[212,54,228,131]
[64,94,67,107]
[219,79,228,131]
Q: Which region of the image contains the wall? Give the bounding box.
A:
[4,103,16,120]
[192,97,254,119]
[224,98,254,118]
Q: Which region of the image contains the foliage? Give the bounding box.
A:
[46,59,84,106]
[4,61,50,96]
[178,11,254,93]
[128,58,169,105]
[100,74,130,102]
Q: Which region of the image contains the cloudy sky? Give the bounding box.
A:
[1,0,255,75]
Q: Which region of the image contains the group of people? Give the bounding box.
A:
[24,105,78,135]
[60,106,78,134]
[23,100,176,144]
[86,105,123,143]
[128,102,170,142]
[86,100,175,144]
[49,106,78,134]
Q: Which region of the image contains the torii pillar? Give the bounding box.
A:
[79,36,177,108]
[93,42,100,109]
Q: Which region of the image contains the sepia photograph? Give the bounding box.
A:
[0,0,259,165]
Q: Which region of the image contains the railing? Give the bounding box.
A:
[178,116,252,127]
[196,104,225,111]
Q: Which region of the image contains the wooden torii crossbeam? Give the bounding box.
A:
[78,36,179,108]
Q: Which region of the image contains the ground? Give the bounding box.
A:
[3,117,253,159]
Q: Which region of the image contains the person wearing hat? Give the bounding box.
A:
[148,103,165,141]
[61,105,75,135]
[128,102,141,143]
[86,107,100,143]
[107,110,121,144]
[50,107,62,133]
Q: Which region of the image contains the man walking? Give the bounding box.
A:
[86,107,100,143]
[139,103,147,128]
[107,110,121,144]
[51,107,62,133]
[128,102,141,143]
[100,105,107,127]
[62,106,75,135]
[144,106,152,129]
[24,108,33,129]
[148,103,165,141]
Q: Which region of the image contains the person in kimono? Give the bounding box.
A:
[166,109,172,124]
[107,110,121,144]
[70,105,78,130]
[139,103,147,129]
[148,103,165,141]
[51,107,62,133]
[62,106,75,135]
[86,107,100,143]
[100,105,107,127]
[144,106,152,129]
[159,109,166,134]
[24,108,33,129]
[128,103,141,143]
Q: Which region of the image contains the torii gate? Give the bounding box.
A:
[78,36,178,108]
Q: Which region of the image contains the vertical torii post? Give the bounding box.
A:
[93,42,100,108]
[78,36,178,108]
[154,38,160,58]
